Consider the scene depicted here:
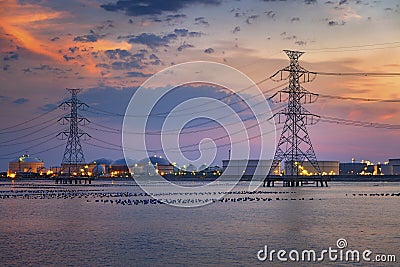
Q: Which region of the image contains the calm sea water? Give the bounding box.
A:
[0,180,399,266]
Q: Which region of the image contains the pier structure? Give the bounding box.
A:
[263,176,330,187]
[54,176,92,184]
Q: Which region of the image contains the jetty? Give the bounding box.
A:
[263,176,330,187]
[54,176,93,185]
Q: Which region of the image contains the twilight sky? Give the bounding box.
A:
[0,0,399,170]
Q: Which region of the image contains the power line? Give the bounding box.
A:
[82,81,400,137]
[319,94,400,102]
[85,73,282,118]
[81,81,287,138]
[0,143,65,160]
[82,141,123,152]
[304,41,400,53]
[0,120,62,145]
[0,129,62,147]
[82,81,287,137]
[88,108,279,152]
[311,71,400,77]
[84,101,283,136]
[0,112,64,134]
[85,81,399,137]
[4,49,400,164]
[0,136,59,158]
[319,115,400,129]
[0,106,59,132]
[32,143,65,156]
[85,126,282,154]
[90,136,122,149]
[83,125,120,134]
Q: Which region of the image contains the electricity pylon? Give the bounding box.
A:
[265,50,321,185]
[57,88,90,175]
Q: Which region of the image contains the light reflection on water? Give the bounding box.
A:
[0,181,399,266]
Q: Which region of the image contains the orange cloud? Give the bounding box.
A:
[380,114,395,121]
[1,0,132,75]
[93,39,132,52]
[1,0,65,60]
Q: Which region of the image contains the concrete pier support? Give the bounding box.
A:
[263,176,330,187]
[54,177,93,185]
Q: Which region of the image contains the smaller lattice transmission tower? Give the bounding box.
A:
[57,88,90,175]
[266,50,321,181]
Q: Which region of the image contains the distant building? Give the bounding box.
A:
[109,158,136,177]
[175,164,222,176]
[388,159,400,175]
[90,158,112,173]
[46,166,62,177]
[61,163,92,176]
[92,165,106,176]
[222,159,279,176]
[184,164,197,173]
[199,164,209,172]
[372,159,400,175]
[285,161,339,176]
[8,154,44,176]
[207,165,223,173]
[339,161,375,175]
[197,165,223,175]
[136,155,174,176]
[377,162,392,175]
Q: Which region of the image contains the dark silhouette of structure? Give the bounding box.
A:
[57,88,90,175]
[264,50,327,187]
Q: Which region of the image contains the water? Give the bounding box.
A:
[0,181,399,266]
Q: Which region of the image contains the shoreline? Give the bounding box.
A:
[2,174,400,182]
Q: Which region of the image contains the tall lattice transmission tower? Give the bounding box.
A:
[57,88,90,175]
[266,50,321,183]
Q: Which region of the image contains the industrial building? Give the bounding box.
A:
[92,165,106,176]
[284,161,340,176]
[184,164,197,173]
[374,159,400,175]
[8,154,44,176]
[222,160,339,177]
[90,158,112,173]
[6,154,400,180]
[340,162,367,175]
[388,159,400,175]
[172,164,223,176]
[109,158,136,177]
[222,159,280,176]
[136,155,174,176]
[339,160,375,175]
[61,163,92,176]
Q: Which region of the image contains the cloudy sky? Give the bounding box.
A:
[1,0,399,170]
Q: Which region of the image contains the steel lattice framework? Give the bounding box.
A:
[57,88,90,175]
[266,50,321,180]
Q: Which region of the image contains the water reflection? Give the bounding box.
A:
[0,181,399,266]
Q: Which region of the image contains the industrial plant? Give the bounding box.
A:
[4,152,400,181]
